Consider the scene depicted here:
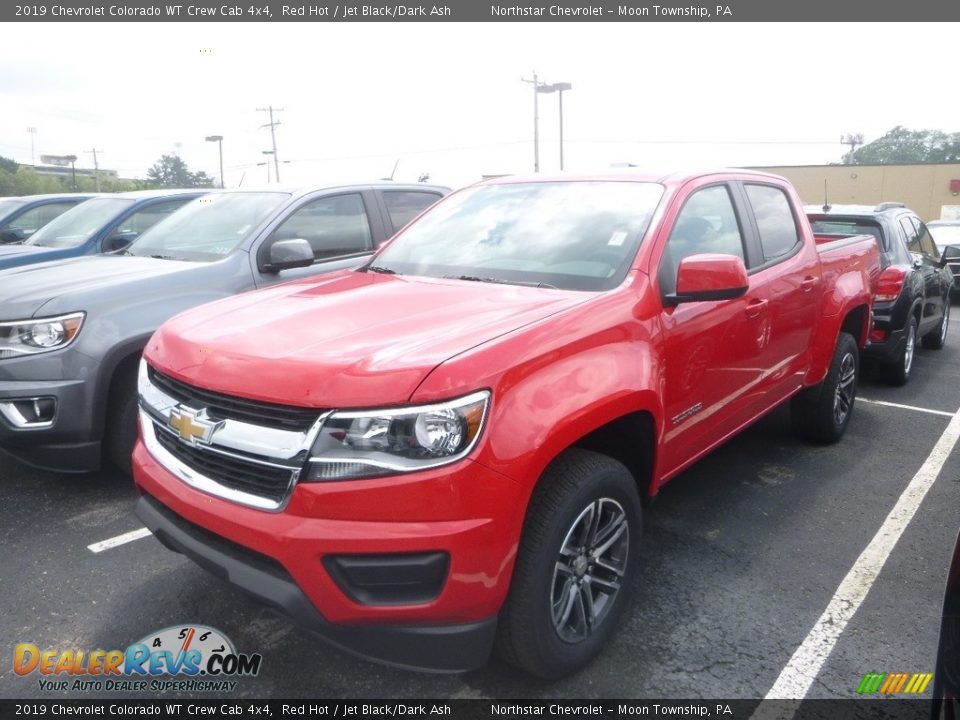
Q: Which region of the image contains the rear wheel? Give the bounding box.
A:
[496,449,641,679]
[885,316,917,385]
[922,302,949,350]
[792,332,859,444]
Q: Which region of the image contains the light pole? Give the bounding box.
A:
[205,135,224,188]
[521,72,552,173]
[551,82,572,170]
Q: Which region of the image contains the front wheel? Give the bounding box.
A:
[496,449,641,679]
[792,332,859,444]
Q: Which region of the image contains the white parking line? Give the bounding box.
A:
[759,405,960,703]
[87,527,152,554]
[859,397,954,418]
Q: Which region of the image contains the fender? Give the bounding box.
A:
[804,271,872,387]
[412,287,664,508]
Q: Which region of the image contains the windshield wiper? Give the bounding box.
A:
[444,274,558,289]
[365,264,398,274]
[149,254,177,260]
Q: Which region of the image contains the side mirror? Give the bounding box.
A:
[105,231,138,252]
[667,253,749,305]
[0,227,27,244]
[260,238,314,273]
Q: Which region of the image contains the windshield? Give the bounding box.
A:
[127,192,290,262]
[26,197,133,248]
[370,181,664,291]
[929,224,960,247]
[0,199,26,219]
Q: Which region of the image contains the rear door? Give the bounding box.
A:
[738,181,821,403]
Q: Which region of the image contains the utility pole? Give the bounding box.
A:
[256,106,283,183]
[521,72,544,172]
[840,133,864,164]
[26,127,37,165]
[85,148,103,191]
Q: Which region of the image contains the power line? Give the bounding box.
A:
[256,106,283,183]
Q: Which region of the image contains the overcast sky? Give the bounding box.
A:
[2,22,957,189]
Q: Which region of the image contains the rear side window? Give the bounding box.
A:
[745,184,800,262]
[383,191,441,234]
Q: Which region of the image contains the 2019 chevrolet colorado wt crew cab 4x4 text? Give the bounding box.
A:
[133,170,880,678]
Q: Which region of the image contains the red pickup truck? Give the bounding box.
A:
[133,170,880,678]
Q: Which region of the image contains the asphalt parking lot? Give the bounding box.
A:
[2,313,960,701]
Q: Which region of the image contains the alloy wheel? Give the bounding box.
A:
[550,497,629,643]
[833,352,857,426]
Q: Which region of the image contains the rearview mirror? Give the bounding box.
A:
[667,253,749,304]
[260,238,314,273]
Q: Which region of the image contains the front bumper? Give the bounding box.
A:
[0,377,100,472]
[132,437,526,672]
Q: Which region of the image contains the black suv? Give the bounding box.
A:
[807,203,953,385]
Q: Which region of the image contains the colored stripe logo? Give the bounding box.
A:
[857,672,932,694]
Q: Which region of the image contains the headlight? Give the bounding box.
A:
[305,390,490,481]
[0,313,85,360]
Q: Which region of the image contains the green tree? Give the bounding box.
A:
[847,126,960,164]
[0,155,18,174]
[145,153,214,188]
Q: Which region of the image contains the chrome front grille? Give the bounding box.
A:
[138,361,328,511]
[148,367,320,432]
[153,424,299,505]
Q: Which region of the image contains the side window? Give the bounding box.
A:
[658,185,745,295]
[116,199,190,235]
[915,220,939,259]
[268,193,372,261]
[744,184,800,262]
[382,191,441,234]
[900,216,922,255]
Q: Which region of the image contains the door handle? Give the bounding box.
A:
[800,276,819,292]
[745,298,768,318]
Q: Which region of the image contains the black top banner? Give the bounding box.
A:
[5,0,960,21]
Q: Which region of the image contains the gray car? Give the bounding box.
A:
[0,182,448,473]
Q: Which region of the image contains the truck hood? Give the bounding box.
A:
[147,272,591,408]
[0,255,205,320]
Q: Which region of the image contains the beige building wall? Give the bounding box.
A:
[753,163,960,222]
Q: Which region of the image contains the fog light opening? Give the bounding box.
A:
[0,397,57,427]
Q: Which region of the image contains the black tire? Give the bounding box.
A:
[885,316,917,385]
[922,302,949,350]
[791,331,859,445]
[495,449,641,679]
[104,362,139,475]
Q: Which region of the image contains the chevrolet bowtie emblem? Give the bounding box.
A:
[168,407,223,445]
